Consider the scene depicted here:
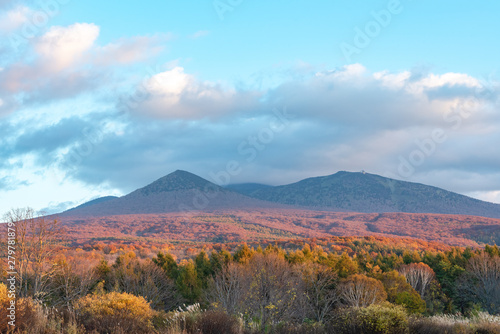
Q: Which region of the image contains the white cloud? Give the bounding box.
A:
[0,6,32,32]
[148,67,192,95]
[470,190,500,204]
[94,34,169,66]
[0,22,172,115]
[34,23,100,71]
[373,70,411,89]
[406,72,481,96]
[418,72,481,89]
[134,66,259,119]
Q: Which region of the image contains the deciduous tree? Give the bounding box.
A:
[338,274,387,307]
[398,262,435,298]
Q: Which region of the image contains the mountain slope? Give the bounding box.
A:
[249,171,500,218]
[225,183,271,196]
[69,196,119,210]
[61,170,281,217]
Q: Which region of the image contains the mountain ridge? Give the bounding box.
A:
[61,170,500,219]
[247,171,500,218]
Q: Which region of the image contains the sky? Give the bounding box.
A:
[0,0,500,214]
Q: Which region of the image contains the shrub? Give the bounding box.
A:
[331,302,409,334]
[395,291,426,314]
[0,294,84,334]
[196,310,240,334]
[164,303,203,333]
[1,296,47,333]
[358,303,409,334]
[0,283,8,331]
[409,313,500,334]
[273,322,326,334]
[74,291,156,333]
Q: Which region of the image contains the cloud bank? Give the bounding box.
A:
[1,18,499,210]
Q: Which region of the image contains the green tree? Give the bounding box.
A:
[233,244,254,264]
[335,252,359,278]
[210,249,232,274]
[176,261,202,303]
[152,251,178,279]
[376,270,425,314]
[195,251,212,288]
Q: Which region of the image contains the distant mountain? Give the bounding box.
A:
[61,170,280,217]
[69,196,119,210]
[248,171,500,218]
[61,170,500,219]
[225,183,271,196]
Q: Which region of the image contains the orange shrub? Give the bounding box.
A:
[74,291,156,333]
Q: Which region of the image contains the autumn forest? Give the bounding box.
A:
[1,208,500,333]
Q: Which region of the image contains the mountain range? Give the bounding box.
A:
[62,170,500,219]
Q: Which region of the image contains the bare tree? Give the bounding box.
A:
[299,263,340,322]
[112,253,178,310]
[50,255,98,309]
[4,208,34,297]
[463,253,500,314]
[207,261,247,315]
[244,253,302,329]
[208,253,301,331]
[3,208,65,300]
[398,262,435,299]
[337,274,387,307]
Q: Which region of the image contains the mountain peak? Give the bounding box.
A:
[60,170,277,216]
[250,170,500,218]
[138,170,221,195]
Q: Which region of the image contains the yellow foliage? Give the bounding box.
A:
[0,283,8,305]
[75,291,156,333]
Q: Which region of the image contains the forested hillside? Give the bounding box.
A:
[1,209,499,333]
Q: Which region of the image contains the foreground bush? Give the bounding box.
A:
[0,296,83,334]
[271,322,326,334]
[74,291,156,333]
[163,303,203,334]
[196,310,241,334]
[2,283,72,334]
[0,283,8,331]
[331,303,409,334]
[409,313,500,334]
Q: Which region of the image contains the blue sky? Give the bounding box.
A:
[1,0,499,213]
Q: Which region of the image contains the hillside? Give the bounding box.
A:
[225,183,271,196]
[59,209,500,247]
[58,170,500,247]
[248,171,500,218]
[69,196,119,210]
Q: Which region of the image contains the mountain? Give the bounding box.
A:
[58,170,500,247]
[225,183,271,196]
[248,171,500,218]
[61,170,500,219]
[69,196,119,210]
[61,170,281,217]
